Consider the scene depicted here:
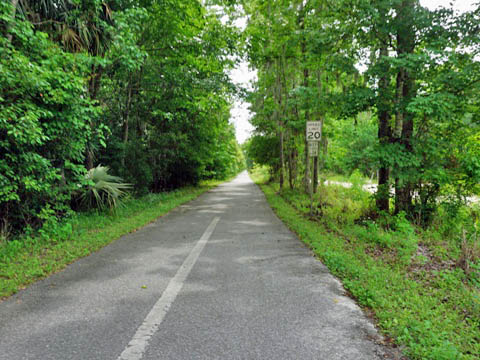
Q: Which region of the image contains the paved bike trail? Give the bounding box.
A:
[0,172,400,359]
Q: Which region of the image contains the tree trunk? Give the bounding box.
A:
[288,143,295,190]
[299,4,310,194]
[84,64,105,170]
[377,167,390,211]
[394,69,405,138]
[279,130,285,190]
[303,81,310,193]
[314,70,324,195]
[394,0,416,215]
[320,137,328,169]
[292,147,298,188]
[89,66,104,101]
[86,149,94,170]
[376,45,392,212]
[121,77,134,167]
[6,0,19,42]
[275,58,285,191]
[303,75,310,193]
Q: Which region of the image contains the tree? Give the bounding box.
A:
[1,3,97,231]
[1,0,245,234]
[244,0,480,225]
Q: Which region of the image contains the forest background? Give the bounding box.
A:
[242,0,480,359]
[0,0,246,236]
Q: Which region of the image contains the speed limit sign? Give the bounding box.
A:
[306,121,322,141]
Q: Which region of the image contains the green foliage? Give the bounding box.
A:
[0,9,97,233]
[245,0,480,220]
[122,140,154,195]
[244,135,280,170]
[254,173,480,360]
[326,114,378,177]
[249,164,271,184]
[205,128,246,179]
[96,0,242,191]
[2,0,244,236]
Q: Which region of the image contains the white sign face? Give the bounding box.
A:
[308,141,318,157]
[306,121,322,141]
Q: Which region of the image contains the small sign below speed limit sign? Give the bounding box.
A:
[306,121,322,141]
[308,141,318,156]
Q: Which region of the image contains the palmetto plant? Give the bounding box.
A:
[16,0,113,55]
[81,165,131,210]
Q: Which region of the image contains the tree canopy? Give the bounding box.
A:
[1,0,245,234]
[244,0,480,225]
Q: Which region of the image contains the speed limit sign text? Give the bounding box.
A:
[306,121,322,141]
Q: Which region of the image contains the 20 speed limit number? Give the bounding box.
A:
[306,121,322,141]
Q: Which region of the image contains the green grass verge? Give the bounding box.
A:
[250,169,480,360]
[0,179,223,300]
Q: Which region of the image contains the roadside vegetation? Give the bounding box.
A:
[1,1,245,298]
[250,166,480,360]
[1,0,244,240]
[243,1,480,358]
[0,179,224,299]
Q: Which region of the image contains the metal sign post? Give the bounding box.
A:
[306,122,321,217]
[307,141,319,216]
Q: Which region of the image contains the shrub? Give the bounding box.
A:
[79,165,131,210]
[0,12,96,234]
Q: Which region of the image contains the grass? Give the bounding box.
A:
[250,166,480,360]
[0,179,223,300]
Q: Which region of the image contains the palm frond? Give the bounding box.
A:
[81,165,132,210]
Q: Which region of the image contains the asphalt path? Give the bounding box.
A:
[0,171,401,360]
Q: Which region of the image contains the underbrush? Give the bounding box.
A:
[0,180,222,299]
[249,166,480,360]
